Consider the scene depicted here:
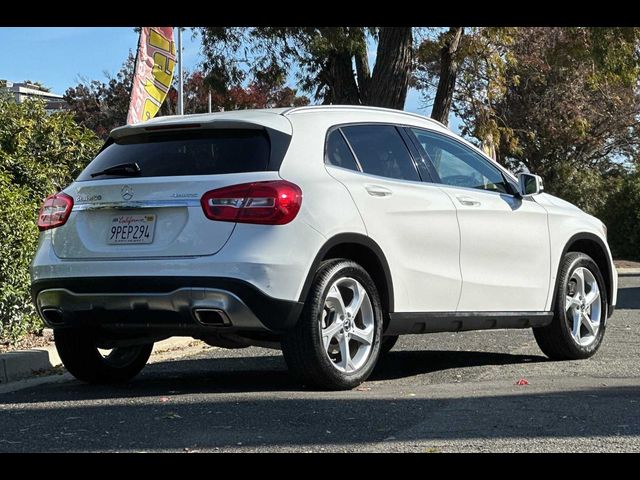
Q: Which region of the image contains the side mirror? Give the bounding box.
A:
[518,173,544,196]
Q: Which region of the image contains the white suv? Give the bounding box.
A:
[31,105,618,390]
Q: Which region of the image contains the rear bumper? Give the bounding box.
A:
[31,276,304,334]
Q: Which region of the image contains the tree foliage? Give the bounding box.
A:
[417,27,640,214]
[161,69,309,115]
[198,27,418,109]
[0,96,101,343]
[64,52,136,138]
[20,80,51,92]
[601,170,640,260]
[65,53,309,138]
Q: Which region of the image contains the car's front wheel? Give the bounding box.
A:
[282,259,383,390]
[54,329,153,384]
[533,252,608,360]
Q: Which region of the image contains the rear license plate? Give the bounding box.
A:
[107,214,156,244]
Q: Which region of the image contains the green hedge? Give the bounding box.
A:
[600,172,640,261]
[0,175,40,342]
[0,96,101,344]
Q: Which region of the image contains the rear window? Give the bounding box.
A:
[77,129,271,181]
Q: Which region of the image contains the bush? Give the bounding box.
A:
[600,172,640,261]
[0,96,101,344]
[542,162,619,216]
[0,175,40,342]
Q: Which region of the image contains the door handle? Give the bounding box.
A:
[456,195,481,206]
[365,184,393,197]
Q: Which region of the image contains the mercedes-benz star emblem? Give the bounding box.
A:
[121,185,134,201]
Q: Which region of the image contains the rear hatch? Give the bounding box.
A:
[53,117,291,260]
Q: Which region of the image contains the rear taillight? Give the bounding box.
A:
[201,180,302,225]
[37,192,74,231]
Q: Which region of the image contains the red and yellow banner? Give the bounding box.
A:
[127,27,176,124]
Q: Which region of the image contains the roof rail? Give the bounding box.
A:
[281,104,449,130]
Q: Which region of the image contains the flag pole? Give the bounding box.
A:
[127,28,143,124]
[177,27,184,115]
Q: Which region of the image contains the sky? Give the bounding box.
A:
[0,27,461,133]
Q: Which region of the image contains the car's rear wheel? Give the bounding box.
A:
[533,252,608,360]
[54,329,153,384]
[281,259,383,390]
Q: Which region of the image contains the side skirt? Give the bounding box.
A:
[385,311,554,336]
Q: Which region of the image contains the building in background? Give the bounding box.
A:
[1,80,67,112]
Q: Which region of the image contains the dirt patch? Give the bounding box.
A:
[615,259,640,269]
[0,330,54,354]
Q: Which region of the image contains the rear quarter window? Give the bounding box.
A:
[77,129,273,181]
[341,125,420,182]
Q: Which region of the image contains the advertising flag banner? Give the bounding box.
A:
[127,27,176,124]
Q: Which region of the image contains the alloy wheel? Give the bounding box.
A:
[320,277,375,373]
[565,266,602,347]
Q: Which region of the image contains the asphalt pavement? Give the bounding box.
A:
[1,276,639,452]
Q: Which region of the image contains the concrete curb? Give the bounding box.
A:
[0,335,197,386]
[616,268,640,275]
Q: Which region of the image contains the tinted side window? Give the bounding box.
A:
[342,125,420,182]
[325,129,360,171]
[77,129,271,181]
[411,129,510,194]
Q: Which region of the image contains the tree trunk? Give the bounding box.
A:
[322,50,361,105]
[354,37,371,100]
[366,27,413,109]
[431,27,464,125]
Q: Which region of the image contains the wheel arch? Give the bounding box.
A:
[298,233,395,320]
[552,232,614,315]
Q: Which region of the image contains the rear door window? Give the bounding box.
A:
[77,129,271,181]
[325,129,360,171]
[341,125,420,182]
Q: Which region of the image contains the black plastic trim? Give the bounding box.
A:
[265,127,293,171]
[297,233,394,313]
[400,126,440,182]
[551,232,615,318]
[397,127,433,182]
[31,276,303,332]
[386,311,553,335]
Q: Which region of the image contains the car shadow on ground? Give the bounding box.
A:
[616,286,640,309]
[370,350,545,381]
[0,349,545,404]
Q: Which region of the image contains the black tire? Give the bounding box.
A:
[380,335,399,356]
[54,329,153,384]
[533,252,608,360]
[281,259,383,390]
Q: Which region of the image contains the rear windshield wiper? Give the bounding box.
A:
[91,162,141,178]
